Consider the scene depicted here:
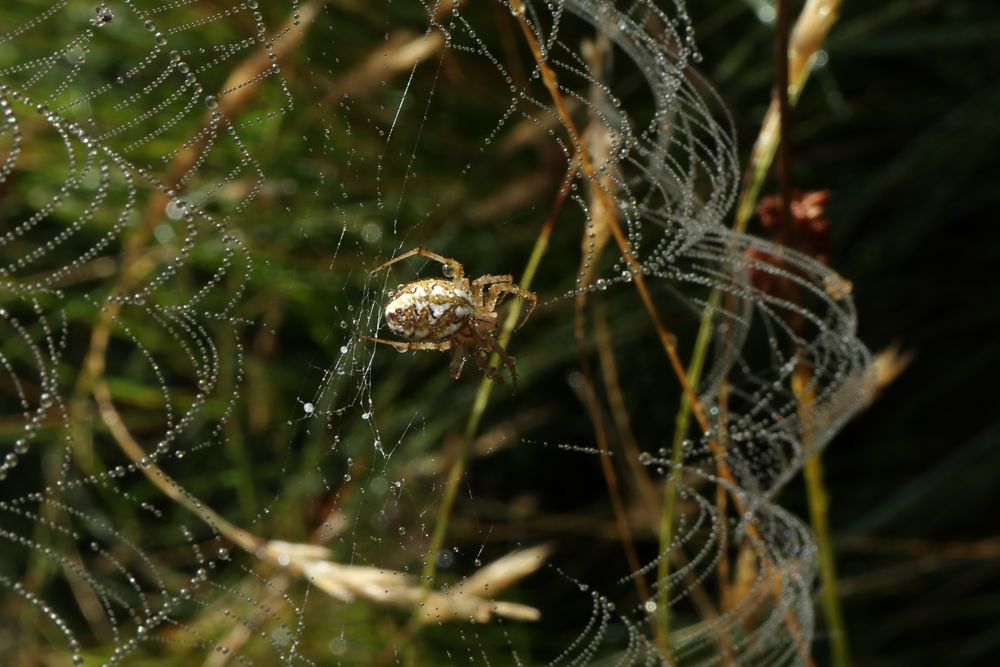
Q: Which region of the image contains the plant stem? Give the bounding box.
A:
[793,362,850,667]
[805,453,851,667]
[655,287,717,642]
[404,210,556,664]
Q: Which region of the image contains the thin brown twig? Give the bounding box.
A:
[595,307,736,659]
[593,303,660,517]
[840,536,1000,558]
[507,0,712,442]
[775,0,794,238]
[93,377,261,552]
[573,356,656,614]
[596,316,737,631]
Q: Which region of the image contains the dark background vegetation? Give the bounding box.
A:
[691,2,1000,665]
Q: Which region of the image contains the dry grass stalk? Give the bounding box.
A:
[575,34,618,337]
[736,0,842,233]
[573,361,656,611]
[593,305,661,520]
[868,343,914,405]
[317,0,462,107]
[291,541,550,623]
[322,30,445,102]
[95,380,548,625]
[203,543,555,664]
[277,543,544,623]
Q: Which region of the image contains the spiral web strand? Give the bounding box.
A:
[0,1,872,665]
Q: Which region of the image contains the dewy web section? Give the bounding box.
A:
[0,1,871,665]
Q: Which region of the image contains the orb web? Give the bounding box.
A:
[0,1,872,665]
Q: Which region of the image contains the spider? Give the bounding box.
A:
[362,248,537,387]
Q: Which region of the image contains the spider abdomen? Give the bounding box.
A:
[384,279,474,341]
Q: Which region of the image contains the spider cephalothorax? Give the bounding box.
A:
[363,248,536,386]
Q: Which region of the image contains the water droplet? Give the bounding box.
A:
[436,550,454,568]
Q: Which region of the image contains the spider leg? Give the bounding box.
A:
[359,335,453,352]
[485,284,537,328]
[471,274,513,288]
[471,347,505,386]
[450,343,468,379]
[471,274,513,307]
[370,248,465,282]
[482,283,507,312]
[483,332,519,391]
